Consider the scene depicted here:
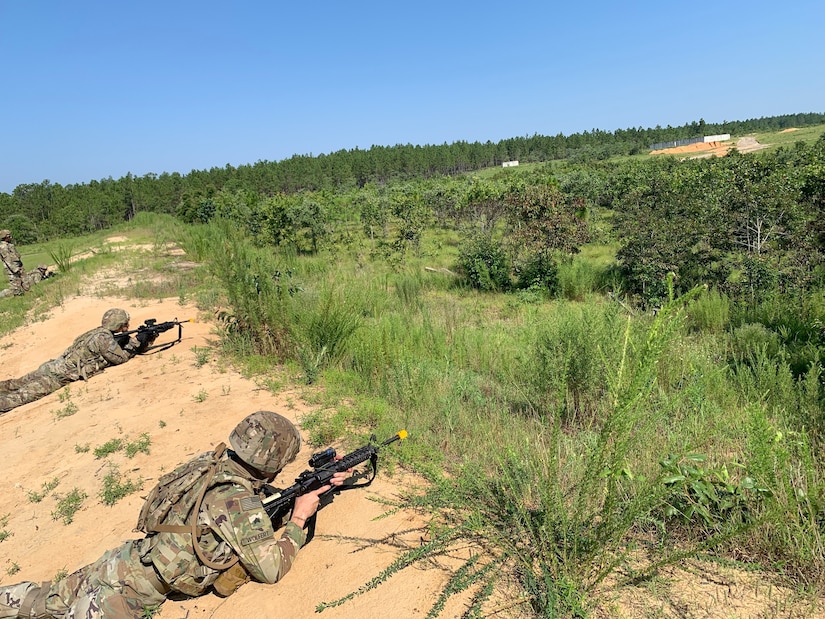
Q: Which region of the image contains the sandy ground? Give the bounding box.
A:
[650,136,770,158]
[0,292,477,619]
[2,246,825,618]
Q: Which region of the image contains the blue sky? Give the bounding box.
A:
[1,1,823,194]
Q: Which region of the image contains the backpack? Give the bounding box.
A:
[136,443,238,570]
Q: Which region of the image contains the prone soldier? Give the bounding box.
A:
[0,308,156,414]
[0,411,348,619]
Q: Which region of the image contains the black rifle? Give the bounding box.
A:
[261,430,408,541]
[115,318,191,351]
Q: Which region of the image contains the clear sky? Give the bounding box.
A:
[1,0,823,194]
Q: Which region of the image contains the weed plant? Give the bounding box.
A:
[0,514,10,542]
[99,466,143,506]
[8,213,825,614]
[52,488,87,524]
[94,439,124,459]
[27,477,60,503]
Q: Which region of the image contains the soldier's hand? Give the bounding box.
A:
[136,330,158,345]
[291,486,330,527]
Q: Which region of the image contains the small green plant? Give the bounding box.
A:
[125,433,151,458]
[52,488,87,524]
[53,568,68,583]
[193,389,208,402]
[99,466,143,506]
[94,438,124,459]
[49,240,75,273]
[52,401,79,419]
[140,604,161,618]
[158,420,167,428]
[27,477,60,503]
[0,513,11,542]
[75,443,90,453]
[7,562,20,576]
[221,384,231,396]
[191,346,210,368]
[58,386,72,402]
[658,454,772,529]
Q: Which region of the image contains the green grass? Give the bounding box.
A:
[2,208,824,615]
[0,513,11,542]
[93,438,124,459]
[753,123,825,149]
[51,488,87,524]
[99,466,143,506]
[27,477,60,503]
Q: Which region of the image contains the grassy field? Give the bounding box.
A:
[3,133,825,615]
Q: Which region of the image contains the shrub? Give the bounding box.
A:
[457,233,510,291]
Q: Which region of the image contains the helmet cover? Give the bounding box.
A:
[101,308,130,331]
[229,411,301,474]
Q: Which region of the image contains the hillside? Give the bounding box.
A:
[2,239,824,617]
[0,247,472,619]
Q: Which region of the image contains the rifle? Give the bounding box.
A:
[261,430,408,541]
[115,318,191,351]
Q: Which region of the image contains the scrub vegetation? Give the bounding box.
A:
[3,116,825,616]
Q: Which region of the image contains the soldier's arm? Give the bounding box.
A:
[204,486,307,584]
[95,332,135,365]
[0,246,23,274]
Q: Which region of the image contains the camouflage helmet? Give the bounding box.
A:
[0,230,10,240]
[229,411,301,474]
[37,264,48,272]
[101,308,130,331]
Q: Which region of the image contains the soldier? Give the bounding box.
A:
[0,265,55,298]
[0,410,348,619]
[0,230,26,297]
[24,264,53,287]
[0,308,155,414]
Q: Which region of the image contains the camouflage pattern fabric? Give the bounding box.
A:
[21,266,50,289]
[0,358,69,413]
[0,541,166,619]
[0,454,307,618]
[142,453,306,595]
[0,582,38,618]
[0,239,25,297]
[229,411,301,473]
[0,328,136,414]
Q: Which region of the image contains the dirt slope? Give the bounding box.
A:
[0,292,467,619]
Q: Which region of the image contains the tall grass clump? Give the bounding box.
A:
[686,287,730,333]
[527,301,627,427]
[557,257,609,301]
[292,284,363,383]
[188,220,299,359]
[48,240,76,274]
[733,402,825,588]
[325,289,715,616]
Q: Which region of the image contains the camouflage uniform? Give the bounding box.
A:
[0,231,25,297]
[21,265,51,290]
[0,451,307,619]
[0,323,140,414]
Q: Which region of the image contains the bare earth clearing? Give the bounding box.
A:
[1,242,823,618]
[650,136,770,158]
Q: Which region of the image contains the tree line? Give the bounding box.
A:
[2,112,824,242]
